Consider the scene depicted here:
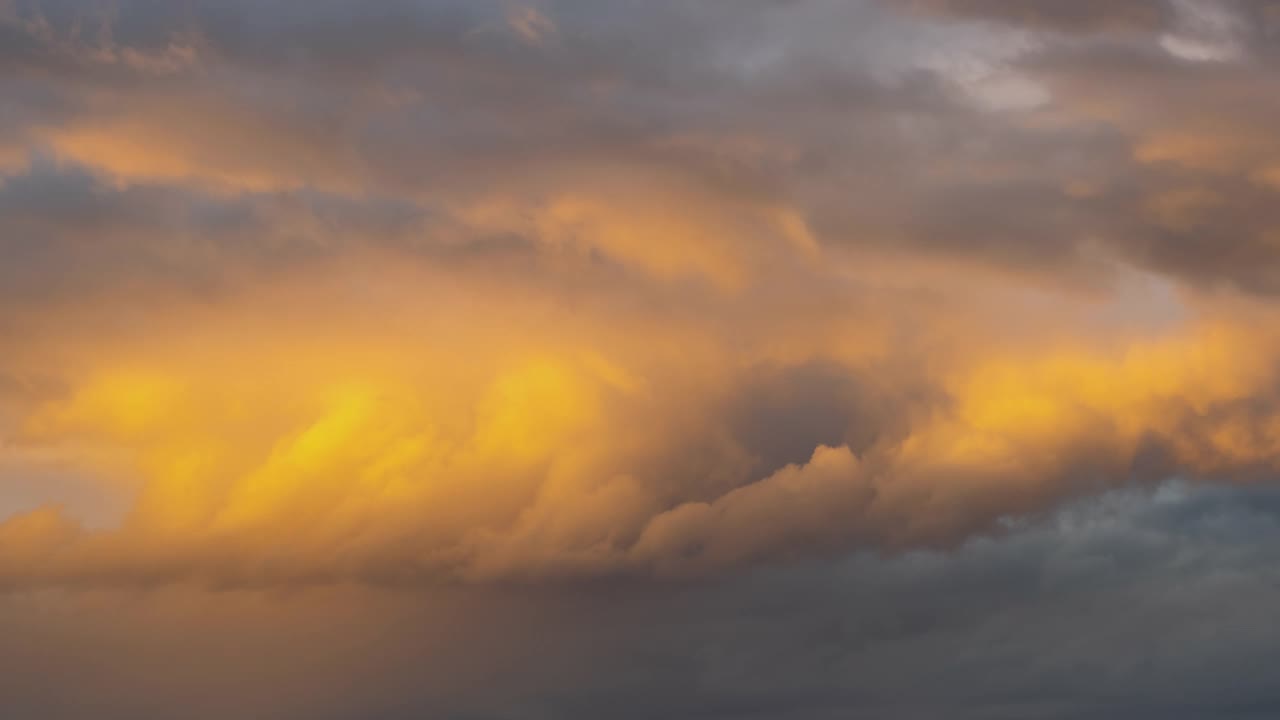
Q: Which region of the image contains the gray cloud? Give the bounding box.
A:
[6,481,1280,719]
[894,0,1177,33]
[5,0,1280,295]
[0,155,436,302]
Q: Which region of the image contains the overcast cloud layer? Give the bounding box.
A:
[4,0,1280,717]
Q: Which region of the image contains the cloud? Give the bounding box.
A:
[0,0,1278,593]
[8,480,1280,718]
[507,5,559,47]
[896,0,1176,33]
[10,2,1280,716]
[8,6,1280,592]
[10,0,1280,295]
[4,251,1280,589]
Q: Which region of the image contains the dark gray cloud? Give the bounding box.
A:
[0,155,435,301]
[4,0,1280,295]
[895,0,1177,33]
[6,481,1280,719]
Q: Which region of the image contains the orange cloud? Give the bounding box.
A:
[4,251,1280,588]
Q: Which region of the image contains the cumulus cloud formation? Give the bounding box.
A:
[3,0,1280,598]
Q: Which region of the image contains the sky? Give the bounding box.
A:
[4,0,1280,717]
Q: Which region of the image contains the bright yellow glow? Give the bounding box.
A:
[5,250,1280,585]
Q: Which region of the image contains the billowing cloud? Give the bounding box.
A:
[4,0,1280,592]
[3,247,1280,589]
[11,1,1280,717]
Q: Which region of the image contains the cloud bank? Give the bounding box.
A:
[4,0,1280,594]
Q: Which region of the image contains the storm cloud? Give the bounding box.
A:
[4,0,1280,717]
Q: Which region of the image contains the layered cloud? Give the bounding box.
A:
[5,245,1280,588]
[9,480,1280,720]
[5,0,1280,593]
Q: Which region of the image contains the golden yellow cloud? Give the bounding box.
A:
[4,249,1280,588]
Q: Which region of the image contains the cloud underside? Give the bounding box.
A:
[8,481,1280,720]
[4,0,1280,590]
